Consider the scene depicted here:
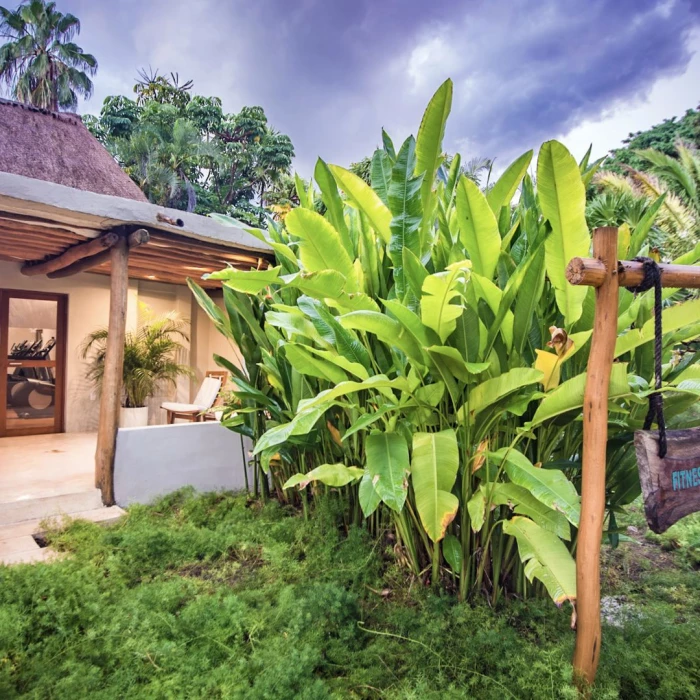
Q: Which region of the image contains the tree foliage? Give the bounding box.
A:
[605,105,700,172]
[0,0,97,111]
[84,71,295,223]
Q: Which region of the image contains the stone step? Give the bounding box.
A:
[1,547,58,566]
[0,506,126,540]
[0,506,125,567]
[0,489,103,526]
[0,534,38,556]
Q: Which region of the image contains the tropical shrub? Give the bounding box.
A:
[190,80,700,606]
[82,309,193,408]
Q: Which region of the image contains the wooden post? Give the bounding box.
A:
[572,227,619,689]
[94,236,129,505]
[567,234,700,691]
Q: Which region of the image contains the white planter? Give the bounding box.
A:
[119,406,149,428]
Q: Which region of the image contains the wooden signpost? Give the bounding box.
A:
[566,227,700,690]
[635,427,700,534]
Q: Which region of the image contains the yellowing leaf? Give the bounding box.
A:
[411,430,460,541]
[535,349,561,391]
[503,517,576,606]
[283,463,364,490]
[617,222,631,260]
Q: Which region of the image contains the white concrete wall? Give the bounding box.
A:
[0,261,237,432]
[113,422,252,505]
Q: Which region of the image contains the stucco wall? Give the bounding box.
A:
[113,422,252,506]
[1,261,236,432]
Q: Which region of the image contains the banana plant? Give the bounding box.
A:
[190,79,700,606]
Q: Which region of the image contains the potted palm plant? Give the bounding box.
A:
[81,310,194,427]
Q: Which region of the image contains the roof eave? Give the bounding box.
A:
[0,171,271,254]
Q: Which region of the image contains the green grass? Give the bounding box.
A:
[1,490,699,699]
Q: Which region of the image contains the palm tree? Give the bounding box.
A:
[81,310,193,409]
[116,117,220,211]
[0,0,97,111]
[590,142,700,258]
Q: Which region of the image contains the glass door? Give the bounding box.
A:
[0,290,67,437]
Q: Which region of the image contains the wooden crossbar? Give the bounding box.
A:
[568,257,700,289]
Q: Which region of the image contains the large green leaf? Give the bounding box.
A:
[486,483,570,540]
[343,404,395,441]
[388,136,424,299]
[284,343,348,383]
[280,270,346,300]
[205,265,282,294]
[285,208,355,279]
[614,299,700,358]
[490,448,580,527]
[329,164,392,244]
[415,78,453,230]
[426,345,489,383]
[420,263,470,343]
[301,345,369,380]
[529,362,629,426]
[456,177,500,280]
[297,296,371,369]
[502,517,576,606]
[411,430,460,541]
[339,310,425,365]
[359,471,382,517]
[371,149,393,206]
[252,405,327,455]
[366,432,410,512]
[384,298,436,349]
[512,245,546,357]
[486,150,533,215]
[467,488,486,532]
[537,140,590,325]
[442,534,462,573]
[314,157,353,256]
[297,375,409,413]
[459,368,543,421]
[402,247,429,301]
[283,463,364,490]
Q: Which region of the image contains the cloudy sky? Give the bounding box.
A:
[58,0,700,175]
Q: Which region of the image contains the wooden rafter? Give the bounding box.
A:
[47,229,149,279]
[21,232,120,276]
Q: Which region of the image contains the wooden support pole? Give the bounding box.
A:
[568,257,700,290]
[572,228,620,689]
[20,232,119,276]
[47,229,150,279]
[94,236,129,505]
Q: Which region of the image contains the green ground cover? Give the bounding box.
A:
[1,490,699,699]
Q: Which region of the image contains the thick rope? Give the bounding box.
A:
[629,257,667,457]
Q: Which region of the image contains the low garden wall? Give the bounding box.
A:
[113,422,252,506]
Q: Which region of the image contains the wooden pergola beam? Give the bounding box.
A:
[47,229,149,279]
[21,232,120,276]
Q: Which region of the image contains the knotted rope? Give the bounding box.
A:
[629,257,667,457]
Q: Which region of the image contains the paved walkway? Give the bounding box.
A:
[0,433,124,564]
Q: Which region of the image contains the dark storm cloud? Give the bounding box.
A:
[67,0,700,173]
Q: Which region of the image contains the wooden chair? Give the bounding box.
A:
[161,374,222,424]
[202,370,230,421]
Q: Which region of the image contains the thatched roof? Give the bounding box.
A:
[0,99,148,202]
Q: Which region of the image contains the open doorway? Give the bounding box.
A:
[0,289,67,437]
